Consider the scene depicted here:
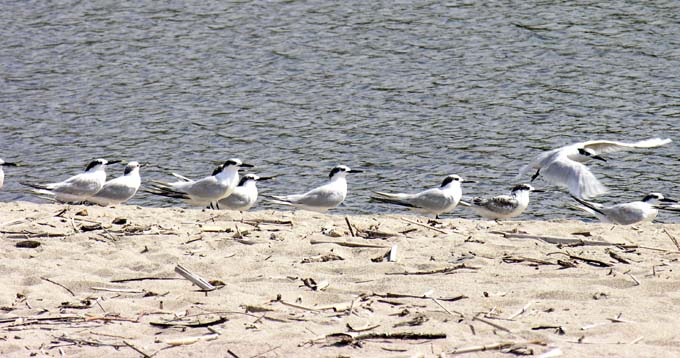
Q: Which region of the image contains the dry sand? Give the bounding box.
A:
[1,201,680,357]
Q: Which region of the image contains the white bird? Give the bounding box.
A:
[462,184,543,220]
[217,174,275,211]
[22,158,119,202]
[371,175,476,218]
[571,193,676,225]
[86,161,143,206]
[0,159,18,190]
[147,158,252,208]
[517,138,672,199]
[268,165,362,212]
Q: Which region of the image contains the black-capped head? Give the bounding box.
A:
[223,158,253,169]
[577,147,607,162]
[329,165,362,179]
[440,175,476,187]
[123,161,141,175]
[85,158,110,172]
[511,184,543,193]
[642,193,676,203]
[238,174,260,186]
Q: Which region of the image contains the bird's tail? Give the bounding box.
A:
[144,182,190,200]
[369,195,416,208]
[570,195,606,216]
[170,173,193,182]
[20,182,50,191]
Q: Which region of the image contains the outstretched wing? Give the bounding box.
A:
[583,138,671,155]
[541,157,607,199]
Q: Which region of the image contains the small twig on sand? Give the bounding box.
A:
[345,216,356,237]
[371,292,467,302]
[493,231,632,248]
[508,301,534,320]
[124,340,151,358]
[248,345,282,358]
[111,277,179,283]
[41,277,75,296]
[448,340,545,355]
[326,332,446,346]
[663,229,680,252]
[386,264,478,275]
[432,298,464,318]
[175,265,216,291]
[310,239,389,248]
[472,315,512,333]
[91,287,145,294]
[401,218,449,234]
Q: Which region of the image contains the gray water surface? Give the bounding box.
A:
[2,1,679,221]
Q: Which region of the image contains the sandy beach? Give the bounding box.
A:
[1,201,680,357]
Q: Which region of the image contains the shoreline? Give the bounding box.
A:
[1,201,680,357]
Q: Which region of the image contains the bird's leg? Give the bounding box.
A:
[216,202,220,210]
[531,169,541,182]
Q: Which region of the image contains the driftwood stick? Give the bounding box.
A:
[355,332,446,341]
[111,277,180,283]
[473,315,512,333]
[432,298,464,317]
[41,277,75,296]
[344,216,356,237]
[401,218,449,234]
[150,316,227,328]
[508,301,533,320]
[371,292,467,302]
[175,264,216,291]
[309,239,389,248]
[493,231,630,247]
[123,340,151,358]
[386,264,478,275]
[663,229,680,252]
[448,340,544,355]
[91,287,145,294]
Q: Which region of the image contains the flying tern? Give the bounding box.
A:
[146,158,252,208]
[0,159,18,190]
[462,184,543,220]
[571,193,676,225]
[22,158,119,202]
[86,161,143,206]
[268,165,362,212]
[517,138,672,199]
[371,175,476,218]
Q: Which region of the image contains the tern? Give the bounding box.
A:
[268,165,362,212]
[462,184,543,220]
[371,175,476,218]
[22,158,119,202]
[218,174,275,211]
[0,159,19,190]
[86,161,143,206]
[571,193,676,225]
[517,138,672,199]
[146,158,252,208]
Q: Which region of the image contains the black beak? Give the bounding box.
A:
[1,162,18,167]
[660,198,677,203]
[107,160,122,165]
[240,163,254,168]
[531,189,546,193]
[462,179,478,184]
[139,163,147,167]
[258,176,276,181]
[592,155,607,162]
[348,169,363,173]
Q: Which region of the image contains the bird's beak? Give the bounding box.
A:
[660,198,677,203]
[258,176,276,181]
[1,162,18,167]
[531,189,545,193]
[592,155,607,162]
[462,179,478,184]
[240,163,254,168]
[107,160,122,165]
[139,163,147,167]
[348,169,363,173]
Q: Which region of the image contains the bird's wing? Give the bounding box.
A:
[371,191,415,201]
[473,195,519,215]
[51,174,101,196]
[407,189,451,209]
[287,186,344,207]
[517,148,560,179]
[184,176,224,198]
[171,173,194,182]
[583,138,672,154]
[541,156,607,199]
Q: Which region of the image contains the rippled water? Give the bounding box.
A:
[2,1,679,222]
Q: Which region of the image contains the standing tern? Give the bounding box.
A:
[268,165,362,212]
[86,161,143,206]
[22,158,119,202]
[517,138,672,199]
[218,174,275,211]
[371,175,476,218]
[0,159,18,190]
[571,193,676,225]
[462,184,543,220]
[146,158,252,208]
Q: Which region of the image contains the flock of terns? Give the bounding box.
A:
[1,137,678,225]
